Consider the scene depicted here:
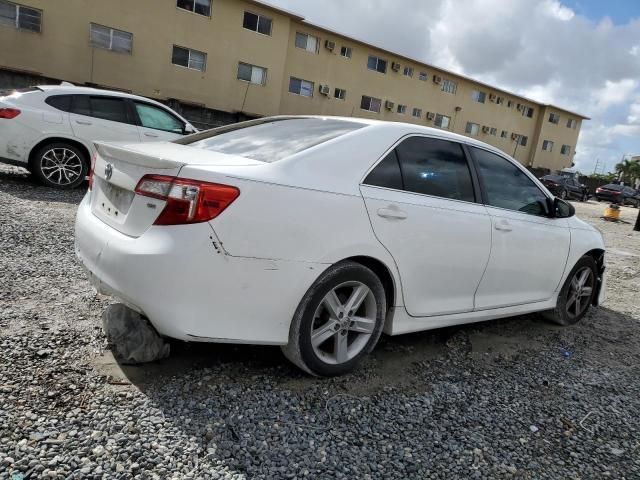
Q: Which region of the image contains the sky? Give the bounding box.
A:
[268,0,640,174]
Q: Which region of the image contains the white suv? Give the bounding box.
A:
[0,85,196,189]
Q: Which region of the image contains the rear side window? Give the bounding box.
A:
[71,95,132,124]
[395,137,475,202]
[185,118,364,162]
[45,95,72,112]
[363,150,403,190]
[471,146,548,216]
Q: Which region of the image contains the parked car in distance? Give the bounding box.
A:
[75,116,606,376]
[0,85,196,189]
[595,184,640,207]
[540,174,589,201]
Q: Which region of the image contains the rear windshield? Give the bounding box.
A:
[602,184,623,191]
[183,118,364,163]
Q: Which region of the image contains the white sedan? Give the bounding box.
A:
[75,116,606,376]
[0,85,196,189]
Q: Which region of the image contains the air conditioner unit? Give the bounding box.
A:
[391,62,401,72]
[319,84,330,95]
[482,126,490,134]
[511,132,519,140]
[433,75,442,84]
[385,100,395,110]
[489,93,497,102]
[426,112,435,120]
[324,40,335,51]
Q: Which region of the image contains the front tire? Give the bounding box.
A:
[32,142,88,189]
[281,261,386,376]
[543,255,597,326]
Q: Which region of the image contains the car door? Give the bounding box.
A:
[69,95,141,144]
[360,136,492,317]
[567,177,582,199]
[131,101,187,142]
[469,146,571,309]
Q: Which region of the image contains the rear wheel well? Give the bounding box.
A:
[28,137,91,170]
[342,256,395,311]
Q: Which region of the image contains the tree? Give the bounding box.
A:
[615,158,640,185]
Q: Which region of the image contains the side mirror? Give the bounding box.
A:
[553,197,575,218]
[183,125,196,135]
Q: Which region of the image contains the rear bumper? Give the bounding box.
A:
[74,194,326,345]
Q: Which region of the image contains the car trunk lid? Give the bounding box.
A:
[90,141,261,237]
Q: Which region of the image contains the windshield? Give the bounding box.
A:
[183,118,364,163]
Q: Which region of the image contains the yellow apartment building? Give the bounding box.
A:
[0,0,589,171]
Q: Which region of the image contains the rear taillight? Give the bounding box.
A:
[87,153,97,191]
[135,174,240,225]
[0,108,20,119]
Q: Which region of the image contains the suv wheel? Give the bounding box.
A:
[32,142,88,189]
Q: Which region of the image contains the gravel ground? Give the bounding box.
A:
[1,164,639,479]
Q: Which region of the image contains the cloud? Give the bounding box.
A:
[269,0,640,172]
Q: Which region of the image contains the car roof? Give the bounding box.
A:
[36,85,167,107]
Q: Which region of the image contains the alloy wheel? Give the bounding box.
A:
[310,281,377,365]
[566,267,594,319]
[39,148,84,186]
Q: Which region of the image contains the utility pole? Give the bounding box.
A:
[593,158,600,174]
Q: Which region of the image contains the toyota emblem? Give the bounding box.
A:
[104,163,113,180]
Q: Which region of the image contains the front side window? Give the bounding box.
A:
[403,66,413,77]
[340,46,352,58]
[135,102,184,133]
[363,150,403,190]
[412,108,422,118]
[471,90,486,103]
[242,11,272,35]
[542,140,554,152]
[185,118,364,163]
[172,45,206,71]
[237,62,267,85]
[434,114,450,129]
[395,136,475,202]
[561,144,571,155]
[441,79,457,94]
[288,77,314,97]
[465,122,479,136]
[295,32,318,53]
[471,146,548,216]
[0,0,41,32]
[367,55,387,74]
[548,112,560,124]
[72,95,131,124]
[360,95,381,113]
[177,0,211,16]
[90,23,133,53]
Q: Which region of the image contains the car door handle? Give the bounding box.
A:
[75,120,92,125]
[144,132,159,138]
[377,207,407,220]
[494,219,512,231]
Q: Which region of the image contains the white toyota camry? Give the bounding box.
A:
[75,116,606,376]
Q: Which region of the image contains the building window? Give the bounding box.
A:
[361,95,381,113]
[490,127,497,136]
[0,1,41,32]
[542,140,554,152]
[288,77,314,97]
[465,122,480,136]
[496,96,503,105]
[471,90,486,103]
[412,108,422,118]
[434,114,450,129]
[397,104,407,114]
[507,100,514,108]
[340,46,352,58]
[295,32,318,53]
[403,66,414,77]
[501,130,508,138]
[237,62,267,85]
[90,24,133,54]
[520,135,528,146]
[561,144,571,155]
[176,0,211,16]
[243,11,272,35]
[567,118,577,129]
[441,79,457,95]
[548,112,560,124]
[522,106,534,118]
[367,55,387,74]
[334,88,346,100]
[172,45,206,71]
[418,72,428,81]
